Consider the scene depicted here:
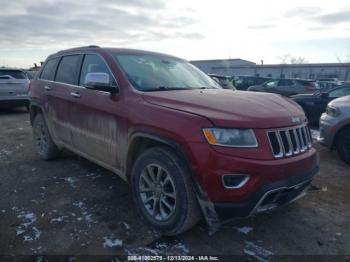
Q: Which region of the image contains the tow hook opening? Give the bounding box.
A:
[222,174,250,189]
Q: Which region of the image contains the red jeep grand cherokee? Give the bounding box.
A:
[29,46,319,235]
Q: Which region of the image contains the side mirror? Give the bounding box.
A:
[84,73,117,93]
[321,92,329,98]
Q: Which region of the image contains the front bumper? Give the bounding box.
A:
[213,165,318,219]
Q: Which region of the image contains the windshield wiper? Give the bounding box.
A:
[143,86,195,92]
[197,86,218,89]
[142,86,219,92]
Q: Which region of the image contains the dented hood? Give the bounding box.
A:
[142,89,306,128]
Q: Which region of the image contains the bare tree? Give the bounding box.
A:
[279,54,308,64]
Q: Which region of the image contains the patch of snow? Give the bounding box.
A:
[123,222,130,230]
[336,232,342,236]
[16,228,25,236]
[83,213,95,223]
[72,201,96,224]
[0,149,12,157]
[236,226,254,235]
[1,209,5,213]
[18,212,37,227]
[64,177,78,188]
[244,241,273,262]
[23,226,41,242]
[103,236,123,248]
[171,242,190,254]
[310,129,320,141]
[126,240,190,256]
[73,201,85,210]
[86,172,102,179]
[50,216,69,223]
[12,207,41,242]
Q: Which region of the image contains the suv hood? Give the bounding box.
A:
[142,89,306,128]
[329,95,350,108]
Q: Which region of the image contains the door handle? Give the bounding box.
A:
[70,92,81,98]
[44,85,52,91]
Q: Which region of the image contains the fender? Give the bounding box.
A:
[127,131,220,233]
[29,101,45,125]
[29,100,63,149]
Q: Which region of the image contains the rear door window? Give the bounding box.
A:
[55,55,81,85]
[278,79,294,86]
[40,58,59,81]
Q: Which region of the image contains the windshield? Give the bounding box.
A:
[114,54,221,91]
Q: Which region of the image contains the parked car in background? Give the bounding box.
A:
[319,95,350,164]
[248,78,318,97]
[317,78,341,85]
[25,70,38,80]
[208,74,235,89]
[291,85,350,124]
[0,68,30,110]
[317,81,339,91]
[29,46,318,235]
[233,76,271,90]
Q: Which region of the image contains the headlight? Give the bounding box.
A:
[203,128,258,147]
[326,105,340,117]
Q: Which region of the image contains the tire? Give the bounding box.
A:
[131,146,201,235]
[336,127,350,165]
[32,114,60,160]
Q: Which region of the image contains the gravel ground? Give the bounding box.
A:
[0,108,349,261]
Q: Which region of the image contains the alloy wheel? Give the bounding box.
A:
[139,164,177,221]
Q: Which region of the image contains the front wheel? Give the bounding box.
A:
[336,127,350,165]
[131,146,201,235]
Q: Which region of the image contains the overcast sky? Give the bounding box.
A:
[1,0,350,68]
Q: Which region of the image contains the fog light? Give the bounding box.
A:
[222,174,250,189]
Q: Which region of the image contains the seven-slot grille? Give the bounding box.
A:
[267,124,312,158]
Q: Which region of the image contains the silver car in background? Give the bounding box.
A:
[318,95,350,164]
[0,68,30,110]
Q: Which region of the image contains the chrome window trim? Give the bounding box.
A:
[38,51,120,94]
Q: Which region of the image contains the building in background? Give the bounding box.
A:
[191,59,350,81]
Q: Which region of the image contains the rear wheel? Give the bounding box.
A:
[131,146,201,235]
[32,114,60,160]
[336,127,350,165]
